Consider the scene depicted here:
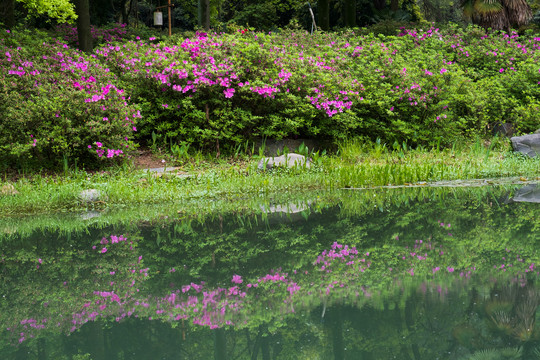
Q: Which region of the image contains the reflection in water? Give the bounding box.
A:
[511,183,540,203]
[8,277,540,359]
[0,185,538,359]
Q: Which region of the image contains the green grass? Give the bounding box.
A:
[0,139,538,216]
[329,137,540,188]
[1,179,527,242]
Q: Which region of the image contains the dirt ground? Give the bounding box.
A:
[131,149,169,169]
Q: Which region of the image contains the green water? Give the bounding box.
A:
[1,184,539,359]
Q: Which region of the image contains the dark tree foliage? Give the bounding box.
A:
[79,0,424,33]
[221,0,278,30]
[373,0,386,11]
[89,0,116,25]
[219,0,300,30]
[0,0,15,29]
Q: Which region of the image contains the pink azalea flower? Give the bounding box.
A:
[231,274,243,284]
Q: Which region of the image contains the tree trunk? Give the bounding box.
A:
[214,328,227,360]
[373,0,386,11]
[405,296,421,359]
[1,0,15,29]
[120,0,129,25]
[331,306,344,360]
[128,0,136,26]
[89,321,106,360]
[198,0,210,30]
[205,0,210,29]
[37,338,47,360]
[75,0,93,53]
[318,0,330,30]
[261,335,270,360]
[343,0,356,27]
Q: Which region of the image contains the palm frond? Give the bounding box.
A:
[473,10,509,30]
[462,347,522,360]
[462,0,476,17]
[462,0,532,28]
[473,0,503,14]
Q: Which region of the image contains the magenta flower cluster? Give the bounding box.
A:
[88,141,124,159]
[0,30,139,165]
[55,23,129,45]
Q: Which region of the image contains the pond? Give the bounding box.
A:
[1,183,539,359]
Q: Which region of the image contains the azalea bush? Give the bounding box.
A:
[0,29,139,169]
[53,23,162,47]
[92,24,540,152]
[2,23,540,170]
[54,22,130,46]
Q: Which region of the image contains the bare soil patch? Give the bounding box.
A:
[131,149,167,169]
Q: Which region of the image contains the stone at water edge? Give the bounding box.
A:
[257,153,311,170]
[142,167,192,179]
[254,138,320,156]
[0,183,18,196]
[79,189,107,203]
[510,134,540,157]
[80,211,102,220]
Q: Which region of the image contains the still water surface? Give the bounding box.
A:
[1,184,539,359]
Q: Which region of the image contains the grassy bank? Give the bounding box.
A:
[1,140,538,216]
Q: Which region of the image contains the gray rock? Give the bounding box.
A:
[255,138,319,156]
[143,167,179,173]
[80,211,102,220]
[142,167,192,179]
[510,134,540,157]
[257,153,311,170]
[535,129,540,134]
[493,122,514,137]
[79,189,107,203]
[0,183,18,196]
[510,183,540,203]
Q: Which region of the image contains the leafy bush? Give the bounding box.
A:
[92,24,539,153]
[53,22,157,46]
[3,23,540,169]
[54,22,129,45]
[0,29,139,169]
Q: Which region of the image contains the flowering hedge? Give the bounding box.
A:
[54,23,130,45]
[91,24,540,151]
[0,29,139,169]
[2,24,540,170]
